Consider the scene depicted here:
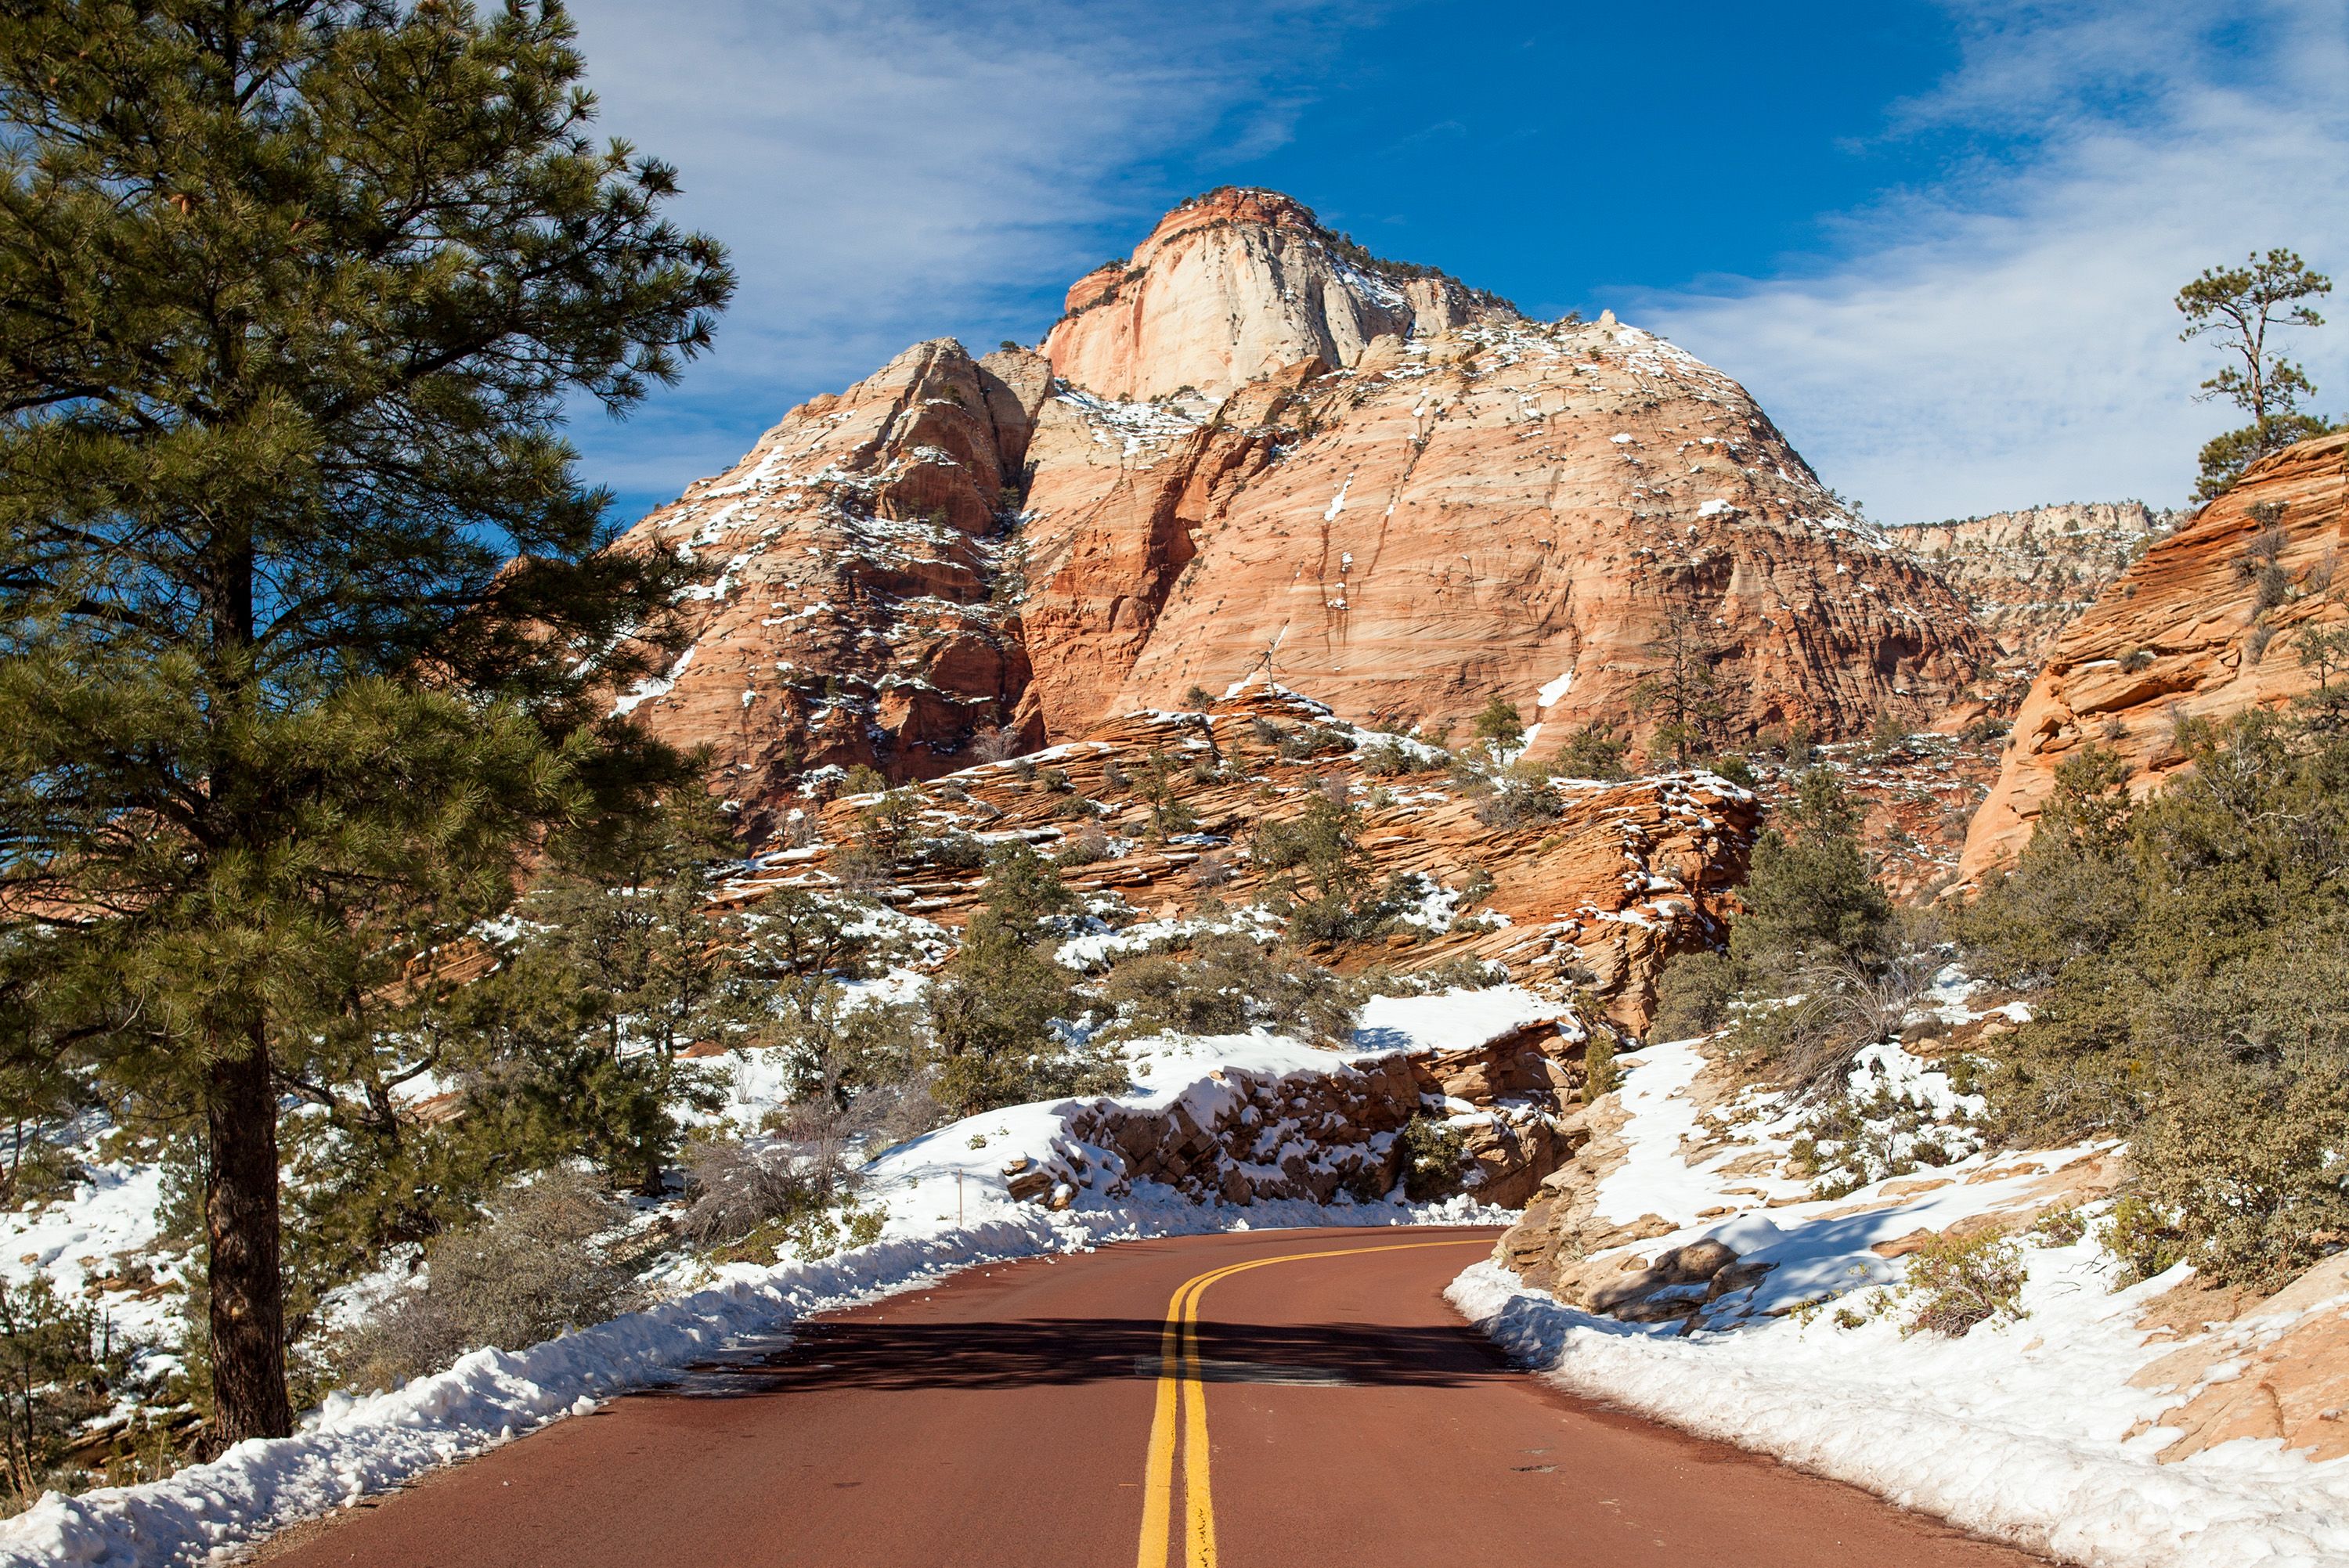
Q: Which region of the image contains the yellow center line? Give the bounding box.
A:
[1132,1238,1492,1568]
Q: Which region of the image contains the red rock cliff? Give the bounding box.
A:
[1957,432,2349,881]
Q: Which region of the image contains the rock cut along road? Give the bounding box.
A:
[256,1226,2044,1567]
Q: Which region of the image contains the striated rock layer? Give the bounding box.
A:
[1957,433,2349,881]
[608,189,1990,826]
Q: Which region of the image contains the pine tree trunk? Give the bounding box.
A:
[205,1024,292,1443]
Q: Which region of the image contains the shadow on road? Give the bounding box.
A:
[646,1317,1506,1398]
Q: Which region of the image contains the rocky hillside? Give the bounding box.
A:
[1891,501,2174,679]
[1958,432,2349,880]
[609,189,1991,827]
[720,681,1759,1032]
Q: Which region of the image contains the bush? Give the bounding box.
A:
[924,912,1120,1117]
[1960,712,2349,1285]
[1097,933,1355,1047]
[1398,1116,1468,1202]
[1471,782,1563,830]
[0,1278,139,1508]
[334,1173,638,1393]
[1554,719,1628,780]
[1649,950,1738,1041]
[677,1134,845,1249]
[1249,795,1393,945]
[1360,737,1418,777]
[1581,1033,1618,1101]
[1055,823,1111,866]
[1898,1228,2027,1337]
[1867,710,1912,759]
[1470,694,1524,759]
[922,832,988,870]
[2098,1195,2188,1287]
[1731,770,1893,978]
[1182,685,1215,711]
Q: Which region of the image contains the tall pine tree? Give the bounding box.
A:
[0,1,731,1441]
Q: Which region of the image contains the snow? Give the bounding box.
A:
[0,1156,179,1346]
[1323,473,1354,521]
[1452,1254,2349,1568]
[1353,986,1556,1057]
[609,646,693,718]
[1446,1033,2349,1568]
[1592,1039,1719,1225]
[2,1048,1500,1568]
[1535,665,1575,708]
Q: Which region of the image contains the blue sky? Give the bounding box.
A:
[563,0,2349,526]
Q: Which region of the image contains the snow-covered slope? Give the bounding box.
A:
[1450,1001,2349,1568]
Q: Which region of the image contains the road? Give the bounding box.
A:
[256,1226,2043,1567]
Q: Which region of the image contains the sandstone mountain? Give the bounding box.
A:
[609,189,1991,837]
[1957,432,2349,880]
[1891,501,2174,681]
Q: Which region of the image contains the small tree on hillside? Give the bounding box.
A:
[1471,694,1525,761]
[2178,250,2333,500]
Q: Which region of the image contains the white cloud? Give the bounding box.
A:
[1635,1,2349,522]
[560,0,1359,508]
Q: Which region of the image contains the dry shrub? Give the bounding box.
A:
[678,1127,846,1249]
[1099,934,1355,1046]
[1898,1229,2027,1337]
[334,1173,637,1392]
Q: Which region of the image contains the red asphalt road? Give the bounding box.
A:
[256,1226,2044,1568]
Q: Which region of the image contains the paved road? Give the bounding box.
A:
[257,1227,2042,1567]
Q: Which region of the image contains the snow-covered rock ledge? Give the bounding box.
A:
[1449,1253,2349,1567]
[2,1043,1500,1568]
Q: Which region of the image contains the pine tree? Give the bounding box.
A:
[1470,694,1524,760]
[1633,601,1727,763]
[0,2,731,1441]
[2177,250,2333,500]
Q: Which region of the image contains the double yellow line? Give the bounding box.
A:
[1132,1238,1490,1568]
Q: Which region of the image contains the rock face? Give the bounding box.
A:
[1040,187,1514,402]
[606,338,1050,830]
[1891,501,2175,682]
[608,189,1991,818]
[1957,434,2349,881]
[2131,1253,2349,1465]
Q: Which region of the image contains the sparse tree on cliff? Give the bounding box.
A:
[0,1,731,1441]
[1470,694,1525,762]
[2178,250,2333,500]
[1633,603,1727,764]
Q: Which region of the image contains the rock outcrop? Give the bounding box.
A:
[608,189,1992,816]
[1040,187,1514,402]
[1957,434,2349,881]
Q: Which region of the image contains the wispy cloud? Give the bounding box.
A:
[1636,1,2349,521]
[560,0,1362,513]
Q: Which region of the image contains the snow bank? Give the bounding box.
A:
[1445,1027,2349,1568]
[1451,1260,2349,1568]
[2,1044,1499,1568]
